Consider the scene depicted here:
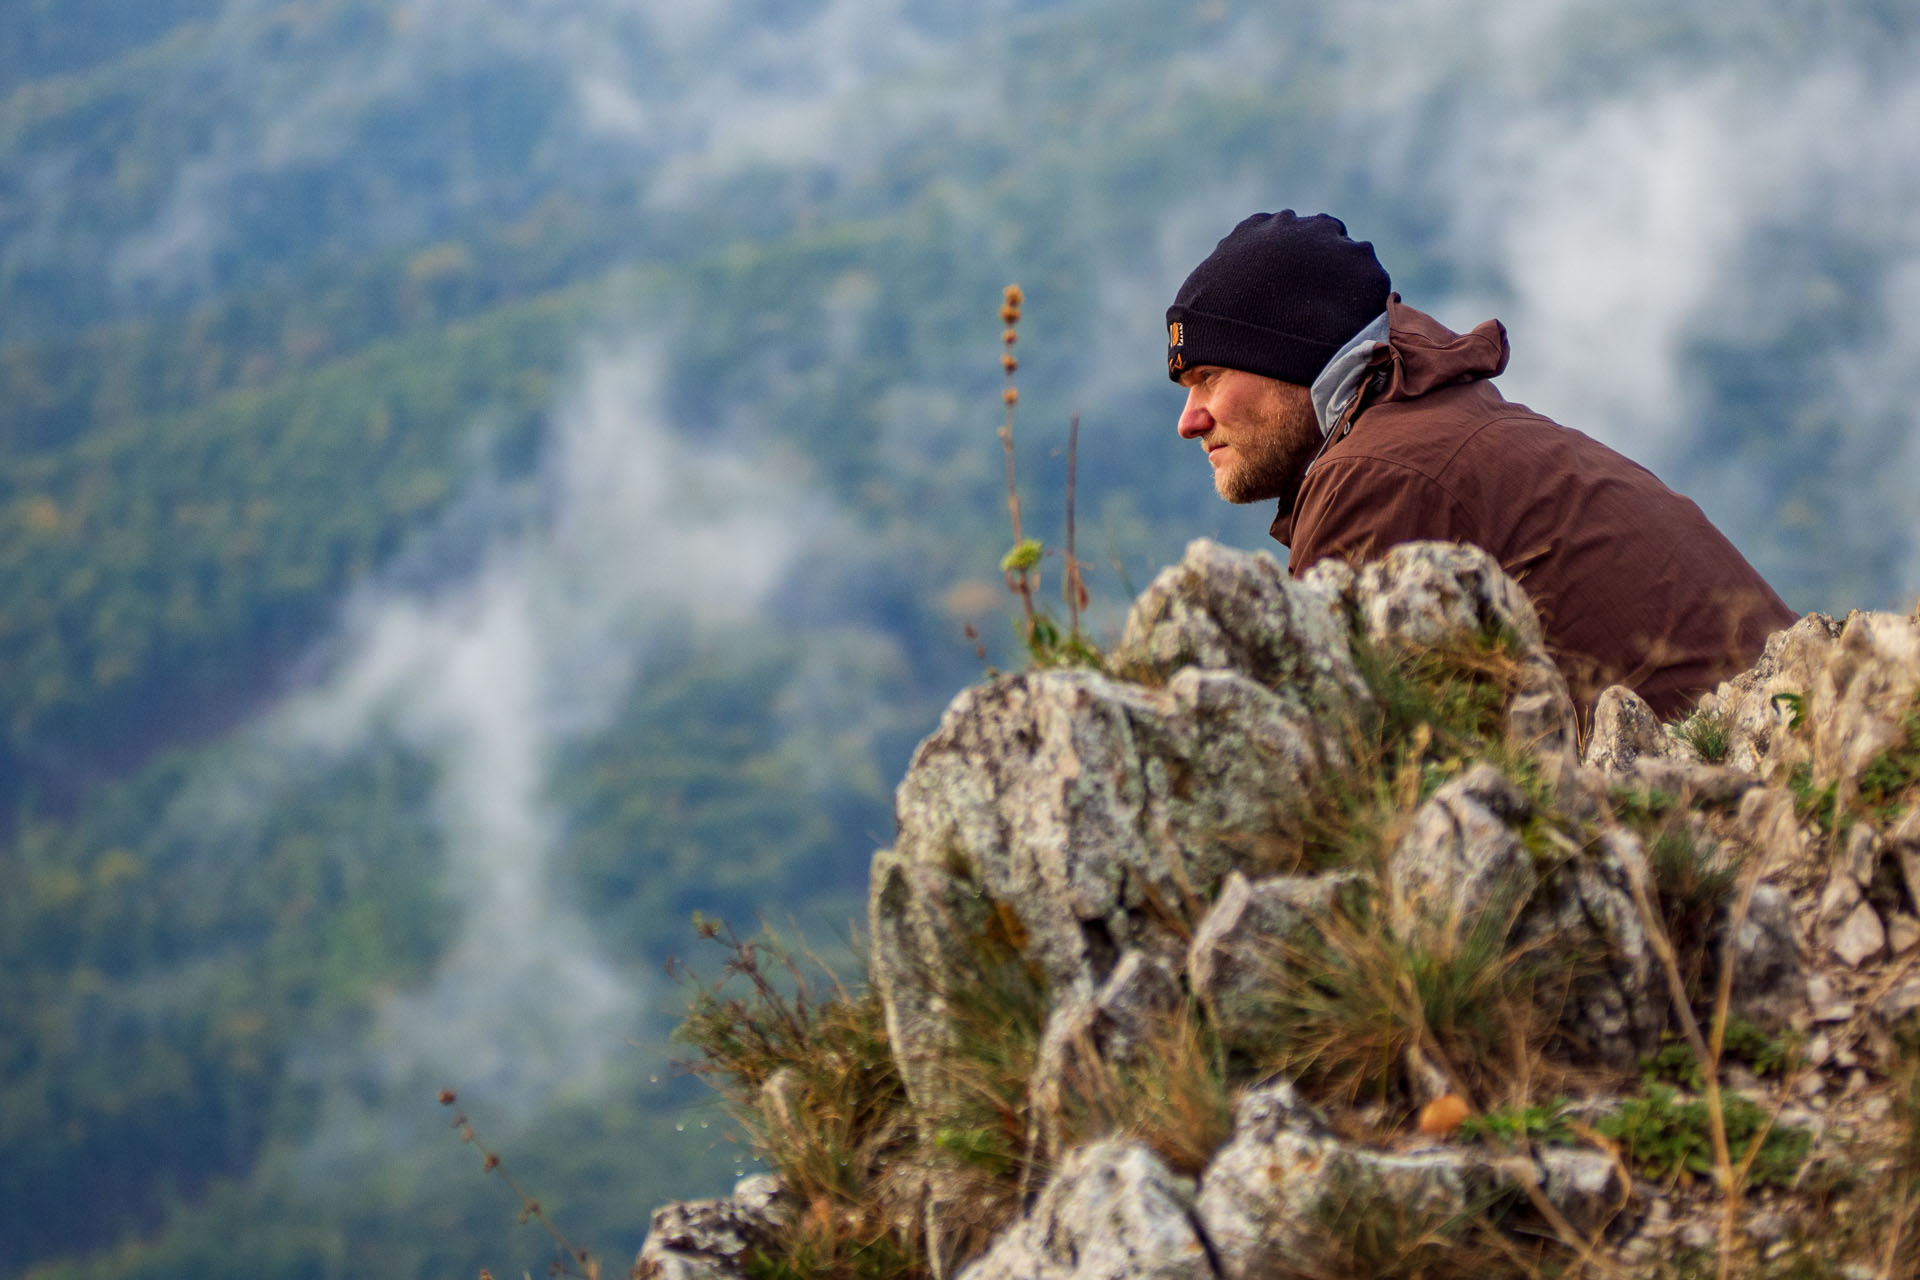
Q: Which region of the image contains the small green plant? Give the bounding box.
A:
[1596,1083,1809,1190]
[1640,1019,1796,1091]
[1457,1098,1575,1147]
[1723,1018,1797,1078]
[1674,706,1732,762]
[1611,785,1681,822]
[1788,762,1841,836]
[1856,699,1920,820]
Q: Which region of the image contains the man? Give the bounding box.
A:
[1167,210,1796,718]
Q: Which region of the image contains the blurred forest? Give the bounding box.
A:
[3,1,1917,1276]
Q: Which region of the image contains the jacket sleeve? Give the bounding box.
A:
[1286,454,1477,574]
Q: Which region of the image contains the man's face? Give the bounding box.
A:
[1175,366,1321,504]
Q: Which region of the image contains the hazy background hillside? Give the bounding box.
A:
[3,1,1917,1275]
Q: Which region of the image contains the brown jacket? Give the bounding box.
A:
[1271,298,1797,718]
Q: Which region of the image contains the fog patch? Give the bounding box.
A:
[276,337,828,1125]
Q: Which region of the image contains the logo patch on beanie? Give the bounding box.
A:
[1167,322,1185,374]
[1168,322,1183,348]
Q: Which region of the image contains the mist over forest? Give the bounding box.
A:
[3,1,1917,1275]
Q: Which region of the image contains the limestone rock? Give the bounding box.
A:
[870,664,1324,1111]
[1507,652,1582,772]
[1388,763,1535,926]
[1728,884,1805,1029]
[1694,607,1919,805]
[1890,807,1920,911]
[1829,901,1886,968]
[1696,613,1843,776]
[638,543,1920,1280]
[1808,611,1920,789]
[1584,685,1676,774]
[1537,1146,1632,1236]
[956,1141,1213,1280]
[1341,540,1548,652]
[634,1175,791,1280]
[1611,756,1759,807]
[1113,538,1367,722]
[1735,786,1809,876]
[1524,830,1666,1067]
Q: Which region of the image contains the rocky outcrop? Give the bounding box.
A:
[870,542,1577,1118]
[641,540,1920,1280]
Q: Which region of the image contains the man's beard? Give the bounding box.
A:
[1215,394,1321,504]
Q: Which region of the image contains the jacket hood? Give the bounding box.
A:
[1274,296,1512,547]
[1377,295,1509,402]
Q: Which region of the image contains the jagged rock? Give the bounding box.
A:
[1339,540,1548,652]
[1809,612,1920,788]
[635,542,1920,1280]
[1385,767,1668,1066]
[1828,901,1886,968]
[1875,975,1920,1025]
[1073,948,1182,1063]
[1186,870,1361,1026]
[1388,763,1535,926]
[1728,884,1805,1029]
[1807,972,1856,1024]
[1584,685,1676,773]
[955,1141,1213,1280]
[1194,1083,1624,1279]
[1586,684,1762,803]
[634,1175,792,1280]
[1697,613,1844,776]
[871,667,1320,1113]
[1695,608,1919,817]
[1113,538,1368,723]
[870,664,1325,1111]
[1537,1146,1632,1235]
[1842,825,1877,888]
[1820,870,1864,929]
[1508,652,1582,772]
[1612,756,1760,807]
[1735,786,1809,876]
[1523,829,1666,1067]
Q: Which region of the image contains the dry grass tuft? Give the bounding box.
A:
[1046,1001,1236,1176]
[673,924,930,1279]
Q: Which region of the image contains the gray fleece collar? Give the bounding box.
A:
[1309,311,1390,438]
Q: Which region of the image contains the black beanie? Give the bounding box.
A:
[1166,211,1390,384]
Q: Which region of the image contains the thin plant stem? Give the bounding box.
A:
[439,1091,600,1279]
[998,284,1037,636]
[1619,832,1737,1247]
[1064,412,1082,639]
[1710,859,1766,1280]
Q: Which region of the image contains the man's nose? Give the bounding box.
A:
[1177,391,1212,439]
